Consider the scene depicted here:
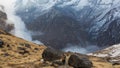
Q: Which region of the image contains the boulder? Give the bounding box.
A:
[42,47,64,62]
[68,54,93,68]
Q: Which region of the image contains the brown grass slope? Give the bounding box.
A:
[0,29,117,68]
[0,29,47,68]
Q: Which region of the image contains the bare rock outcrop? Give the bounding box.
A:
[0,6,14,32]
[68,54,93,68]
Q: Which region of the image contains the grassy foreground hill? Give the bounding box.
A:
[0,29,119,68]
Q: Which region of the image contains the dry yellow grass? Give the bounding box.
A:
[0,30,120,68]
[114,65,120,68]
[89,56,120,68]
[0,31,46,67]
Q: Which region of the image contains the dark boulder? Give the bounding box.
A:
[68,54,93,68]
[42,47,64,62]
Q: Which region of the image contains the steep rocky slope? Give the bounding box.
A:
[96,18,120,47]
[27,8,89,49]
[0,29,46,67]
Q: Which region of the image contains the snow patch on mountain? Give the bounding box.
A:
[16,0,56,12]
[88,43,120,63]
[15,0,120,27]
[88,44,120,57]
[63,44,100,54]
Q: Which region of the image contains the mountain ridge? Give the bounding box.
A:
[16,0,120,49]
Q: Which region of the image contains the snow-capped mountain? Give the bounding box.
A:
[15,0,120,52]
[16,0,120,23]
[15,0,120,33]
[89,43,120,57]
[88,43,120,64]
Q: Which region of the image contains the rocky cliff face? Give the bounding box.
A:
[0,8,14,33]
[96,18,120,47]
[27,8,89,49]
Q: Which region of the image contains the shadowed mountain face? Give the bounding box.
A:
[19,6,120,50]
[16,0,120,50]
[97,18,120,47]
[27,8,89,49]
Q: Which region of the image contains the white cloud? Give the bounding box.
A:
[0,0,43,44]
